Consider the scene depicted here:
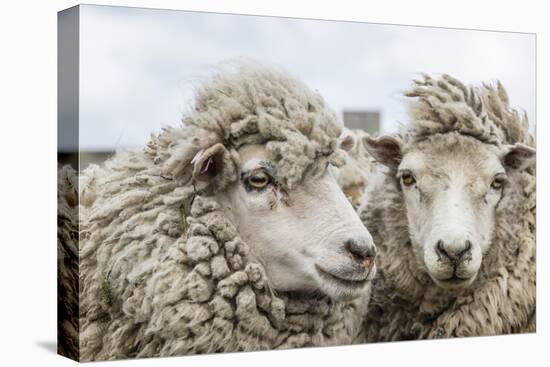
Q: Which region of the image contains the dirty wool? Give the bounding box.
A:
[78,64,368,361]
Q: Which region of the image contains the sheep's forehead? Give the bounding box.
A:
[238,145,270,170]
[401,137,504,186]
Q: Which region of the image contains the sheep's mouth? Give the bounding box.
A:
[431,274,476,290]
[315,265,372,289]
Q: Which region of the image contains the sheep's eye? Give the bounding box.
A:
[490,176,506,190]
[247,172,271,189]
[401,172,416,187]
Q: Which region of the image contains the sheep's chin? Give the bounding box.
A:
[428,272,478,291]
[314,266,375,301]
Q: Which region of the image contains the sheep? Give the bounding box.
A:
[359,74,536,341]
[331,128,375,208]
[78,64,377,361]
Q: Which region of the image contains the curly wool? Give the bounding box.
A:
[149,63,345,190]
[78,64,367,361]
[57,165,80,360]
[404,74,533,146]
[360,75,536,341]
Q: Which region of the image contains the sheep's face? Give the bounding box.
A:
[209,144,376,301]
[331,130,374,208]
[365,133,535,291]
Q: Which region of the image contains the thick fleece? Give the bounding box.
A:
[79,64,368,361]
[360,75,536,341]
[57,165,80,359]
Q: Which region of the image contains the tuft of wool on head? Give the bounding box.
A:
[78,64,366,361]
[146,63,345,191]
[360,75,536,342]
[404,74,533,147]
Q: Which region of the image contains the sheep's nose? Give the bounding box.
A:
[436,240,472,264]
[345,237,376,271]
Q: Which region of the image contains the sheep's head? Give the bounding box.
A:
[363,75,535,291]
[366,133,534,290]
[194,143,375,301]
[154,64,376,301]
[331,129,375,208]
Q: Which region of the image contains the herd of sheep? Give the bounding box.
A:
[57,63,536,361]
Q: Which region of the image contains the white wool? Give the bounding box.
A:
[360,75,535,341]
[77,64,368,361]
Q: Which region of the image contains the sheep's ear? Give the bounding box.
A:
[191,143,231,182]
[362,135,402,169]
[501,143,536,171]
[339,132,356,152]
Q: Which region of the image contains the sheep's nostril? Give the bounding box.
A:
[436,240,450,260]
[345,239,376,267]
[346,239,365,260]
[436,240,473,263]
[458,240,473,259]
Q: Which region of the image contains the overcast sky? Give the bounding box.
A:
[78,4,535,151]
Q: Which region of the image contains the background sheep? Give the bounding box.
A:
[78,64,376,361]
[331,128,376,208]
[359,75,535,341]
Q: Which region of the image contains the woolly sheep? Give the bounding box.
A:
[359,75,536,341]
[78,64,377,361]
[331,128,375,208]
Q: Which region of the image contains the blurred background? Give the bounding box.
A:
[64,4,535,168]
